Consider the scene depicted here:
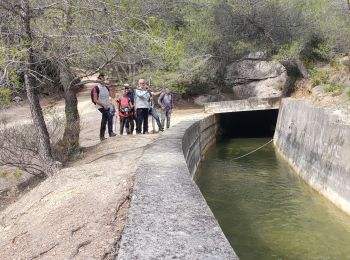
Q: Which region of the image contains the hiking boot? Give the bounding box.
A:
[143,131,149,134]
[109,133,117,137]
[159,128,164,132]
[100,136,106,141]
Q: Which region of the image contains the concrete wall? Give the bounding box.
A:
[274,99,350,215]
[183,115,219,176]
[117,115,238,259]
[204,97,280,114]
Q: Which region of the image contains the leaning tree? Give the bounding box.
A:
[0,0,60,176]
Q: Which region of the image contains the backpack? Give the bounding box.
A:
[117,97,131,115]
[91,85,109,105]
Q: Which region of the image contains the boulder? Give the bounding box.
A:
[194,93,232,106]
[225,60,290,99]
[12,96,23,103]
[339,55,350,67]
[194,95,217,106]
[246,51,267,60]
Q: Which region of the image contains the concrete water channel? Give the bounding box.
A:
[117,98,350,259]
[195,116,350,259]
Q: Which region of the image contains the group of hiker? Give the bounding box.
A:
[92,73,173,141]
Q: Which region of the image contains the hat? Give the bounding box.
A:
[123,83,130,87]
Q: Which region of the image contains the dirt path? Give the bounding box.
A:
[0,82,204,259]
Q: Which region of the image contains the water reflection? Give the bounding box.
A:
[195,138,350,260]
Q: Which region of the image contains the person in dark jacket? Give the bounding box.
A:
[123,84,135,134]
[158,88,173,129]
[93,73,117,141]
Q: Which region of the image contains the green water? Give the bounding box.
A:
[195,138,350,260]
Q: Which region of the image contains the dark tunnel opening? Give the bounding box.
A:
[219,109,279,138]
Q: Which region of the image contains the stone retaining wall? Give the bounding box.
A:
[274,98,350,215]
[117,115,238,259]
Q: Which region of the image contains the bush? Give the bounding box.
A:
[312,42,335,62]
[310,69,329,87]
[330,59,342,70]
[0,88,11,108]
[273,41,303,61]
[0,111,65,177]
[301,35,335,63]
[324,83,344,96]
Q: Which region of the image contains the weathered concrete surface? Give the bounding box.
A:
[204,97,280,114]
[117,115,238,260]
[274,99,350,215]
[182,115,219,177]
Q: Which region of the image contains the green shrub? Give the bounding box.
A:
[273,41,302,61]
[13,169,23,178]
[310,69,329,87]
[301,36,336,62]
[330,59,342,70]
[312,42,335,62]
[69,144,82,161]
[186,80,210,95]
[0,88,11,107]
[303,58,315,70]
[324,83,344,96]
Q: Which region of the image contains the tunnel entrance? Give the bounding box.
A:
[219,109,279,138]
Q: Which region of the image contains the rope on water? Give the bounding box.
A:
[233,139,273,160]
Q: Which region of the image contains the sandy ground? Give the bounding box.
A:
[0,84,204,259]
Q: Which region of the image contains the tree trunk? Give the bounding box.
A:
[132,60,136,85]
[59,62,80,150]
[21,0,59,176]
[53,0,80,154]
[114,65,121,82]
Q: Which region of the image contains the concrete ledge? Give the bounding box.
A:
[204,97,280,114]
[117,116,238,259]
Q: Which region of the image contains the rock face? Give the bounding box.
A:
[225,59,290,99]
[193,93,231,106]
[194,94,217,106]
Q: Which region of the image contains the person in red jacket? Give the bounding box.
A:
[116,88,134,135]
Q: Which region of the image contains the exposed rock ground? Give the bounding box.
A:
[293,58,350,125]
[0,83,203,259]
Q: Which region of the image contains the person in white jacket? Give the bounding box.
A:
[134,79,151,134]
